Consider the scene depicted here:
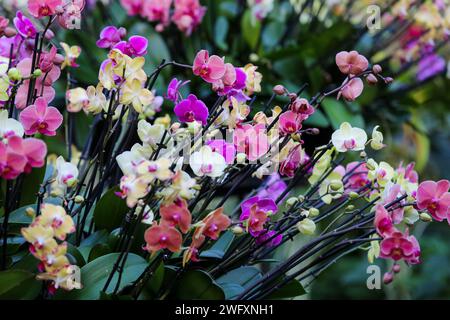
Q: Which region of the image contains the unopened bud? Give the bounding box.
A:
[4,27,17,38]
[53,54,65,65]
[74,195,84,204]
[231,226,244,234]
[366,159,377,170]
[392,264,401,273]
[297,195,305,203]
[286,197,298,207]
[366,73,378,85]
[383,272,394,285]
[288,93,297,101]
[308,207,320,218]
[291,133,301,142]
[307,128,320,135]
[349,191,359,199]
[44,30,55,40]
[8,68,21,81]
[329,180,343,191]
[360,151,367,158]
[372,64,382,74]
[32,69,42,77]
[419,212,432,222]
[273,85,285,95]
[384,77,394,84]
[297,218,316,235]
[236,153,246,164]
[66,177,78,188]
[25,207,36,218]
[345,205,355,211]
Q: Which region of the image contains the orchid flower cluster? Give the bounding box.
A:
[119,0,206,35]
[1,1,450,301]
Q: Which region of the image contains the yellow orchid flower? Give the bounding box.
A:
[136,158,174,183]
[60,42,81,70]
[37,204,75,241]
[120,79,154,114]
[21,223,55,251]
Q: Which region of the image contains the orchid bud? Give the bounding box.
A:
[392,264,401,273]
[366,158,377,170]
[360,151,367,158]
[45,30,55,40]
[4,27,17,38]
[297,195,305,203]
[54,54,65,65]
[236,153,246,164]
[231,226,244,234]
[383,272,394,285]
[288,93,297,101]
[291,133,301,142]
[329,180,343,191]
[384,77,394,84]
[74,195,84,204]
[348,192,358,199]
[308,128,320,135]
[345,205,355,211]
[419,212,432,222]
[372,64,382,74]
[32,69,43,77]
[66,177,78,188]
[297,219,316,235]
[366,73,378,85]
[25,207,36,219]
[286,197,298,207]
[7,68,22,81]
[273,85,285,95]
[308,207,320,218]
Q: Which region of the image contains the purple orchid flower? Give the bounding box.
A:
[174,94,209,125]
[257,173,287,201]
[96,26,127,49]
[13,11,36,39]
[166,77,189,103]
[217,67,250,103]
[255,230,283,247]
[113,35,148,57]
[239,196,278,221]
[417,53,446,82]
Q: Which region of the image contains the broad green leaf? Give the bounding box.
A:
[242,10,261,49]
[200,231,234,259]
[173,270,225,300]
[0,269,41,299]
[18,165,46,207]
[266,278,306,299]
[216,266,262,288]
[219,283,244,299]
[214,16,229,50]
[55,253,147,300]
[88,243,112,262]
[93,187,129,232]
[320,98,365,129]
[145,262,165,297]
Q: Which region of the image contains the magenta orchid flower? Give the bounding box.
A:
[96,26,127,49]
[206,139,236,164]
[0,138,27,180]
[192,50,226,84]
[28,0,62,18]
[142,0,172,32]
[166,77,189,103]
[374,204,394,237]
[417,180,450,222]
[255,230,282,247]
[113,35,148,57]
[291,98,315,116]
[172,0,206,36]
[174,94,208,125]
[19,97,63,136]
[13,11,37,39]
[233,123,269,162]
[39,45,57,73]
[380,230,420,264]
[279,111,304,135]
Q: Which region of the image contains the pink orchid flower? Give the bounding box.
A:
[280,145,304,177]
[345,162,369,190]
[0,139,27,180]
[335,50,369,75]
[120,0,144,16]
[96,26,126,49]
[28,0,62,18]
[13,11,37,39]
[206,139,236,164]
[233,123,269,162]
[192,50,226,84]
[0,17,9,37]
[20,97,63,136]
[172,0,206,36]
[174,94,208,125]
[113,35,148,57]
[374,204,394,237]
[338,77,364,101]
[142,0,172,32]
[417,180,450,222]
[279,110,304,135]
[57,1,85,30]
[39,45,57,73]
[291,98,315,117]
[380,230,420,263]
[166,77,189,103]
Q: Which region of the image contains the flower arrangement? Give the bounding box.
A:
[0,0,449,300]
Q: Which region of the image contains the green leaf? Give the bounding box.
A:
[0,206,33,225]
[216,266,262,288]
[320,98,365,129]
[173,270,225,300]
[93,188,129,232]
[200,231,234,259]
[0,269,41,299]
[242,10,261,49]
[304,109,330,127]
[54,253,147,300]
[214,16,229,50]
[88,243,112,262]
[219,283,244,299]
[18,165,46,207]
[144,262,165,297]
[67,243,86,267]
[266,278,306,299]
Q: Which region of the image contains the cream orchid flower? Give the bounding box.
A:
[331,122,367,152]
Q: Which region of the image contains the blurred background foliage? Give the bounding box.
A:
[2,0,449,299]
